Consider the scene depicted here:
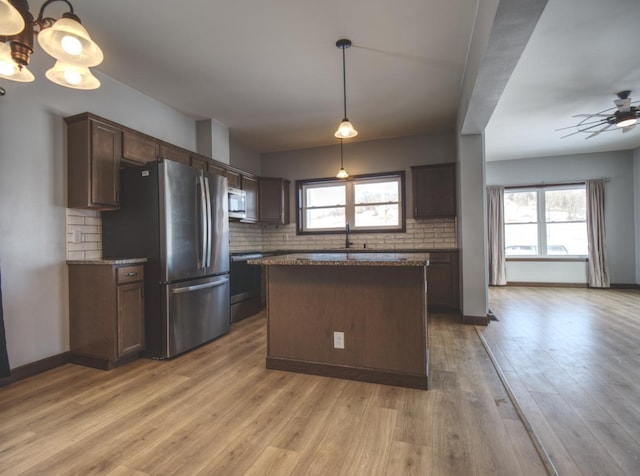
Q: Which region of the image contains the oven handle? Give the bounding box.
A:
[171,277,229,294]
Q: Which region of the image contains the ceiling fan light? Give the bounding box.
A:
[0,0,25,36]
[0,42,34,82]
[334,119,358,139]
[45,61,100,89]
[616,116,637,128]
[38,15,103,66]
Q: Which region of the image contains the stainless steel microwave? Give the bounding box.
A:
[228,187,246,219]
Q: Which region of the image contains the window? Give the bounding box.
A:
[297,172,405,233]
[504,185,587,257]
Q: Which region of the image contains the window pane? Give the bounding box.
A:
[504,191,537,223]
[354,181,399,204]
[355,204,399,227]
[547,222,588,255]
[306,185,346,208]
[505,223,538,255]
[306,207,345,229]
[545,189,586,222]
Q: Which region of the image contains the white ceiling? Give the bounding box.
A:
[23,0,640,158]
[485,0,640,161]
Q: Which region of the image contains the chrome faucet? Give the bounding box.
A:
[345,222,354,248]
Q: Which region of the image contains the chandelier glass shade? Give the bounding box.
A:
[0,0,102,89]
[0,0,25,35]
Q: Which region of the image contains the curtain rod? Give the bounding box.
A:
[501,178,610,190]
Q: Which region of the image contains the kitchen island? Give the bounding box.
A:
[249,253,430,389]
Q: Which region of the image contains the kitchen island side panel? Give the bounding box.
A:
[266,265,427,378]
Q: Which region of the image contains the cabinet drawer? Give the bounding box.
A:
[428,252,451,263]
[117,265,144,284]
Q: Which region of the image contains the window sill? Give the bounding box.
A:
[506,256,588,262]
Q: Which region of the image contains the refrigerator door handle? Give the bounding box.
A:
[171,277,229,294]
[198,175,207,269]
[203,175,213,268]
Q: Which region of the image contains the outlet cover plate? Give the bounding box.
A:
[333,331,344,349]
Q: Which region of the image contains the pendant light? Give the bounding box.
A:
[334,38,358,139]
[0,0,102,89]
[336,139,349,179]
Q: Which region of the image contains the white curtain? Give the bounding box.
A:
[586,179,610,288]
[487,186,507,286]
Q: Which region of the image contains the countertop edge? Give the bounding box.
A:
[67,258,148,265]
[249,253,430,267]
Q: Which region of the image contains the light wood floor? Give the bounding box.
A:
[484,286,640,476]
[0,311,546,476]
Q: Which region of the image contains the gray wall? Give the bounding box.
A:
[0,55,198,369]
[261,132,456,220]
[230,139,262,176]
[486,150,637,284]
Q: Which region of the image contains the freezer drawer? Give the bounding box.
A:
[163,275,230,358]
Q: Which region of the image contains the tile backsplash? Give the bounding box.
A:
[66,209,102,260]
[67,212,457,259]
[231,218,456,253]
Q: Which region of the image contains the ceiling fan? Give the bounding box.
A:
[557,90,640,139]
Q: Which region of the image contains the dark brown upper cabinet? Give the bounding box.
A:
[241,174,259,223]
[159,143,189,165]
[122,130,159,165]
[259,178,290,225]
[66,113,121,210]
[226,169,241,188]
[412,163,456,218]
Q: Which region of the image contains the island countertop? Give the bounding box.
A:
[248,252,430,267]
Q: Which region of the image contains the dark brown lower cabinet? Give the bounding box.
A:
[427,251,460,312]
[69,262,145,369]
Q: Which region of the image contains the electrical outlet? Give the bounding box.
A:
[73,230,82,244]
[333,331,344,349]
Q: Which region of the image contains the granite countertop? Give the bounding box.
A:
[248,252,430,267]
[67,258,148,265]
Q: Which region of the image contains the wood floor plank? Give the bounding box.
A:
[486,286,640,476]
[0,311,548,476]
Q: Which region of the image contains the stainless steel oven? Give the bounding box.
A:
[230,253,263,322]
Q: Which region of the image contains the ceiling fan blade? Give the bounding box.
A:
[560,130,586,139]
[615,98,631,112]
[555,119,606,131]
[558,119,609,138]
[585,123,614,139]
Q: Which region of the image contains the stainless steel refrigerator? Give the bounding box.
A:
[102,159,230,359]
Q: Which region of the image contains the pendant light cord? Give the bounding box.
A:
[340,139,344,167]
[342,46,347,120]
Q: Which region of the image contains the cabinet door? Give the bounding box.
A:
[190,154,209,171]
[226,170,241,188]
[242,175,259,222]
[259,178,290,224]
[91,121,121,208]
[160,143,190,165]
[208,161,227,178]
[412,163,456,218]
[117,281,145,357]
[123,131,159,165]
[427,251,459,311]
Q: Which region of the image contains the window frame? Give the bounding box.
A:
[296,171,406,235]
[504,183,588,258]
